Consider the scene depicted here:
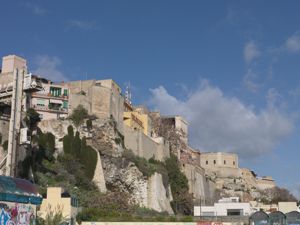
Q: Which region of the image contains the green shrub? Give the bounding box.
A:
[123,150,156,177]
[25,108,41,128]
[69,105,88,127]
[62,126,97,180]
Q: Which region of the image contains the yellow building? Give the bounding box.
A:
[123,107,152,136]
[38,187,79,225]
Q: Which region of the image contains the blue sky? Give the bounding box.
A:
[1,0,300,196]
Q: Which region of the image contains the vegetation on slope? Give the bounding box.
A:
[63,125,97,180]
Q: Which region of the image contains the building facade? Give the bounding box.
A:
[67,79,124,133]
[200,152,240,178]
[30,78,69,120]
[38,187,78,225]
[194,197,252,217]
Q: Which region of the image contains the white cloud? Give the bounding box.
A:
[32,55,68,82]
[244,41,261,63]
[266,88,281,109]
[66,20,96,31]
[285,34,300,53]
[149,81,293,159]
[23,3,46,15]
[243,69,260,92]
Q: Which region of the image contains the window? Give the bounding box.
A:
[213,160,216,165]
[233,161,235,165]
[206,160,208,165]
[224,160,226,165]
[63,89,68,96]
[37,98,45,107]
[63,101,68,109]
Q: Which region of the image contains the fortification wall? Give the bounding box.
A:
[182,163,216,204]
[124,125,170,161]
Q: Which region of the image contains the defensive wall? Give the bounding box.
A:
[200,152,240,178]
[182,163,216,204]
[124,125,170,161]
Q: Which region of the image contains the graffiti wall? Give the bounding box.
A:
[0,201,36,225]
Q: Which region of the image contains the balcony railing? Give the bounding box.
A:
[33,105,68,114]
[31,92,68,100]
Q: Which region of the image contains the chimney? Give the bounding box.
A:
[1,55,27,74]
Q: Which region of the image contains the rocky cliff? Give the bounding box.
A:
[38,118,174,214]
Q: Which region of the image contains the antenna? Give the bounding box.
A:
[125,82,132,105]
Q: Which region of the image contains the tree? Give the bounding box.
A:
[260,187,297,204]
[69,105,88,127]
[25,108,41,129]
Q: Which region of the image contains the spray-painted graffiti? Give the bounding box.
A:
[0,203,35,225]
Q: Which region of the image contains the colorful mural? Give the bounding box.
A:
[0,203,35,225]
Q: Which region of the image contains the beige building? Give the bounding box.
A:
[0,55,68,120]
[200,152,240,178]
[38,187,79,225]
[67,79,124,132]
[278,202,299,213]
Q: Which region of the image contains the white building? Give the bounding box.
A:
[194,197,252,217]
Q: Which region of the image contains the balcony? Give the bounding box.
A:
[32,105,68,114]
[31,92,68,100]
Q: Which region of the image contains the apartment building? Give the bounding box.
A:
[30,78,69,120]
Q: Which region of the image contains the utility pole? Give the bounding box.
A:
[5,68,25,177]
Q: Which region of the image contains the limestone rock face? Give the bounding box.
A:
[147,173,173,214]
[87,120,124,157]
[38,118,174,214]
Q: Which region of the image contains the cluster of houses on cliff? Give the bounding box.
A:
[0,54,283,224]
[0,55,275,194]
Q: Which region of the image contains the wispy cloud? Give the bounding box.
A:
[32,55,68,82]
[66,20,97,31]
[285,33,300,53]
[244,41,261,64]
[23,2,46,15]
[149,81,293,159]
[243,69,261,93]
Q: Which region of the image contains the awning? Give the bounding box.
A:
[49,99,62,104]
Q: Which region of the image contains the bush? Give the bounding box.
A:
[165,154,192,215]
[69,105,88,127]
[25,108,41,128]
[63,126,97,180]
[123,150,156,177]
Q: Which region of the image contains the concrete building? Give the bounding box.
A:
[38,187,79,225]
[30,78,69,120]
[124,106,153,136]
[200,152,240,178]
[194,197,252,217]
[278,202,299,214]
[67,79,124,133]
